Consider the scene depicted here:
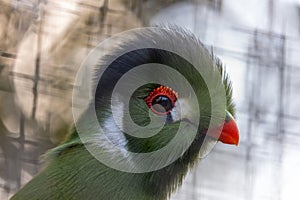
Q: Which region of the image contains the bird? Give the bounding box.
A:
[11,27,239,200]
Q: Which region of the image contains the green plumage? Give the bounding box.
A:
[11,27,235,200]
[12,129,199,200]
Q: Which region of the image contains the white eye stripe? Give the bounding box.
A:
[170,104,181,122]
[171,99,184,122]
[171,98,199,124]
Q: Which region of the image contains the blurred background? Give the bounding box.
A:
[0,0,300,199]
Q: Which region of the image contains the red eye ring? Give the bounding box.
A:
[144,86,178,115]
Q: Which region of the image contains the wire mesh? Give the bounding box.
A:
[0,0,300,199]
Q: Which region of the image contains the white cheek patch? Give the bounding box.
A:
[170,100,181,122]
[171,98,190,122]
[102,100,128,149]
[171,97,200,126]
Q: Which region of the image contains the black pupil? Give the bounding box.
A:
[151,95,173,114]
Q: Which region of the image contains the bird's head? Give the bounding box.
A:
[74,26,239,178]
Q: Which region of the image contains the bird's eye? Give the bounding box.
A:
[151,95,173,114]
[144,86,178,115]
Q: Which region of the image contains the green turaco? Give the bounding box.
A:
[11,27,239,200]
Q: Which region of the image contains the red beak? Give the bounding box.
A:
[207,111,239,146]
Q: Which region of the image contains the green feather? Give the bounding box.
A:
[11,27,236,200]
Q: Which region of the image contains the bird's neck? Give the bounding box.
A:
[51,125,202,200]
